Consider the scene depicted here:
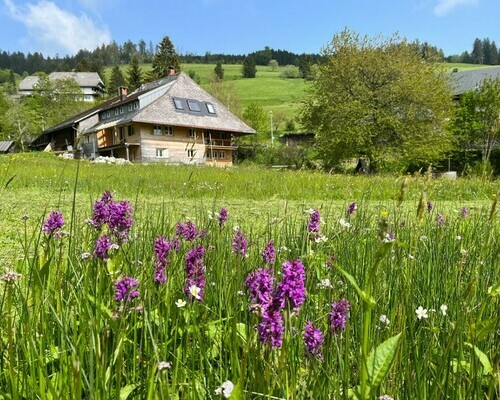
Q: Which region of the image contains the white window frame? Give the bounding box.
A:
[187,149,196,158]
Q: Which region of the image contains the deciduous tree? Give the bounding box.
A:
[300,29,454,171]
[452,78,500,164]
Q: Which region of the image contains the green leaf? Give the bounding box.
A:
[487,282,500,297]
[335,265,376,307]
[366,333,402,393]
[230,378,244,399]
[465,342,493,375]
[120,384,139,400]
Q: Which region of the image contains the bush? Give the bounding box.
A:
[281,65,301,79]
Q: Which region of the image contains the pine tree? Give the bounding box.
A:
[127,55,143,90]
[482,38,492,65]
[491,41,499,65]
[471,38,483,64]
[214,62,224,80]
[242,56,256,78]
[108,65,126,96]
[150,36,181,81]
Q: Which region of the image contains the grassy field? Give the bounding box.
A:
[0,153,499,399]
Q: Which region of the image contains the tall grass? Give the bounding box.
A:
[0,155,498,399]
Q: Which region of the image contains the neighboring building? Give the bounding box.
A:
[19,72,105,102]
[448,66,500,100]
[31,72,256,166]
[278,132,315,147]
[0,140,16,154]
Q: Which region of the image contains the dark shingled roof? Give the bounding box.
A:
[448,67,500,96]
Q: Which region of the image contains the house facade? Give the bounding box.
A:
[19,72,105,102]
[34,72,256,166]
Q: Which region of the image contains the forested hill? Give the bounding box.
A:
[0,42,323,77]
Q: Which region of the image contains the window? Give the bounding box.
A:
[187,149,196,157]
[187,100,201,112]
[156,148,166,157]
[206,102,216,114]
[165,126,173,136]
[114,109,119,116]
[173,98,184,110]
[106,111,111,118]
[128,104,133,112]
[189,128,196,138]
[128,125,135,136]
[119,127,125,141]
[133,102,139,110]
[120,106,124,114]
[153,125,162,136]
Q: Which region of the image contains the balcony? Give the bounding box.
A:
[204,139,236,149]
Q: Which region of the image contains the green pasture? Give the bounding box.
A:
[0,153,499,399]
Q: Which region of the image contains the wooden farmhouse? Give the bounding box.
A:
[32,71,256,166]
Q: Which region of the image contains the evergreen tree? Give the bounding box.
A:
[471,38,483,64]
[150,36,181,81]
[127,55,143,90]
[108,65,126,96]
[214,62,224,80]
[490,41,498,65]
[482,38,492,65]
[242,56,256,78]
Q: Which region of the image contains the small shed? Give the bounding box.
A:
[0,141,16,154]
[278,132,315,147]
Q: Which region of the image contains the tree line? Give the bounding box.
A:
[446,38,500,65]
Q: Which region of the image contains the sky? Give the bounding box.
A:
[0,0,499,58]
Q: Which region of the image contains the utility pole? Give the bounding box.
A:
[270,110,274,148]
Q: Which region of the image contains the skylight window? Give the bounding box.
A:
[173,98,184,110]
[187,100,201,112]
[206,102,216,114]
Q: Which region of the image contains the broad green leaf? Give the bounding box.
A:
[335,265,375,307]
[366,333,402,393]
[487,282,500,297]
[120,384,139,400]
[236,322,247,343]
[230,378,244,399]
[465,342,493,375]
[469,319,497,341]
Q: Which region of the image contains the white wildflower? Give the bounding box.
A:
[1,270,22,283]
[158,361,171,371]
[456,235,462,241]
[215,380,234,398]
[175,299,187,308]
[81,252,92,259]
[379,314,390,325]
[440,304,448,316]
[339,218,351,229]
[317,278,333,289]
[420,235,428,241]
[314,234,328,243]
[415,306,428,320]
[189,285,201,300]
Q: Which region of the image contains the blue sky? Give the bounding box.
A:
[0,0,498,58]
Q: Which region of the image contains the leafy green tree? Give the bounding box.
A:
[242,103,269,142]
[214,62,224,80]
[452,78,500,164]
[268,59,279,71]
[300,29,454,171]
[150,35,181,80]
[242,56,256,78]
[108,65,126,96]
[127,55,143,90]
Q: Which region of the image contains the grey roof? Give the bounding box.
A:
[0,141,15,152]
[84,72,256,135]
[448,67,500,96]
[49,72,104,88]
[19,72,104,91]
[19,75,40,91]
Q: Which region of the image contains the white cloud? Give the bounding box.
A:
[3,0,111,56]
[434,0,479,16]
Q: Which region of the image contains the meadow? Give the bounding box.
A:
[0,153,499,399]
